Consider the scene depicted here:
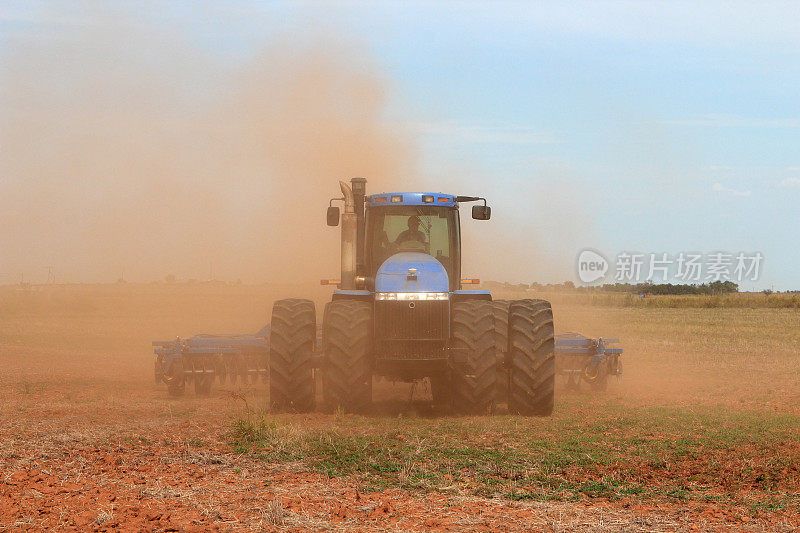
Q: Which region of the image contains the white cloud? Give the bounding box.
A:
[787,166,800,172]
[779,177,800,188]
[713,182,751,196]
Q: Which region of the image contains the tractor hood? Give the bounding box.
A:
[375,253,449,293]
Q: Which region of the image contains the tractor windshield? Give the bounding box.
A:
[365,205,460,289]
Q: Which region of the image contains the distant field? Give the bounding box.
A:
[493,288,800,309]
[0,282,331,352]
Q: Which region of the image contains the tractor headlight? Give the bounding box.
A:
[375,292,449,301]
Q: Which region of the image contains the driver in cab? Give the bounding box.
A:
[395,216,427,248]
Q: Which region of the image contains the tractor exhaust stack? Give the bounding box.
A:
[339,180,357,290]
[350,177,367,277]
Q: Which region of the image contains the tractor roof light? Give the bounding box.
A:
[422,195,434,203]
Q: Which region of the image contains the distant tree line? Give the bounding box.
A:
[487,280,741,294]
[579,280,740,295]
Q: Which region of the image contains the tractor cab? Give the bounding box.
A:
[365,194,461,291]
[327,181,490,294]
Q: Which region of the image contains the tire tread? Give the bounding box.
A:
[269,298,316,412]
[508,298,555,416]
[450,300,497,414]
[323,300,373,413]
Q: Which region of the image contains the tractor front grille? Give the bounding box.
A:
[374,300,449,358]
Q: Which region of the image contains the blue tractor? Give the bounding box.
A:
[154,178,622,408]
[267,178,555,415]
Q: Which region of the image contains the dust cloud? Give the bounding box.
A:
[459,167,598,285]
[0,6,415,285]
[0,4,591,288]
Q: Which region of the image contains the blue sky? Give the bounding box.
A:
[2,1,799,289]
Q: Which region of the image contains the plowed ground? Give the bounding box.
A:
[2,284,799,531]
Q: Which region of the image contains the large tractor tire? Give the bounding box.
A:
[450,300,497,415]
[322,300,373,413]
[269,298,316,412]
[166,360,186,397]
[508,299,555,416]
[492,299,510,405]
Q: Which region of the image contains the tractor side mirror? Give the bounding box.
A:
[472,205,491,220]
[327,206,340,226]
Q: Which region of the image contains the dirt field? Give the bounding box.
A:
[2,283,799,531]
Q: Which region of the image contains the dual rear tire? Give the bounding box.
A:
[450,299,554,416]
[267,298,374,414]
